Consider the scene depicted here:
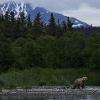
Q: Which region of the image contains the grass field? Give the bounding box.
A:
[0,68,99,89]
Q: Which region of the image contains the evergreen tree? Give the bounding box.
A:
[3,11,11,36]
[27,14,32,28]
[67,17,73,31]
[56,19,63,37]
[32,12,44,38]
[4,11,10,22]
[48,13,56,36]
[19,12,26,23]
[0,14,3,23]
[0,14,4,29]
[15,18,21,35]
[0,14,4,33]
[10,11,15,23]
[19,12,26,29]
[18,12,27,37]
[62,21,67,33]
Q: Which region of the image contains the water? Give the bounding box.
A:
[0,95,100,100]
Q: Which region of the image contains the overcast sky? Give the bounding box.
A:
[1,0,100,26]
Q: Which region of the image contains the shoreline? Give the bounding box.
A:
[0,86,99,96]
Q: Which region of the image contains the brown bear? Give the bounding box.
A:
[72,77,88,89]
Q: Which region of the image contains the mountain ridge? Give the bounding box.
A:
[0,1,89,28]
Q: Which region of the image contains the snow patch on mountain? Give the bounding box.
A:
[72,24,83,28]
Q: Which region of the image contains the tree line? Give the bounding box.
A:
[0,11,73,40]
[0,11,100,71]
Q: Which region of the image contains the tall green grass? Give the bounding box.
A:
[0,68,99,89]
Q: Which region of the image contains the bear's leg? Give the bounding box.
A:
[72,83,79,89]
[81,83,85,88]
[72,85,77,89]
[77,84,80,89]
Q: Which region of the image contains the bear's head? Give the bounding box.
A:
[82,77,88,81]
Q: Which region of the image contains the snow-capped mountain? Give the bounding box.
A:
[0,1,34,18]
[0,1,89,28]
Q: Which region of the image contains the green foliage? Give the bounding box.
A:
[0,33,13,71]
[11,38,43,69]
[0,68,99,88]
[0,11,100,71]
